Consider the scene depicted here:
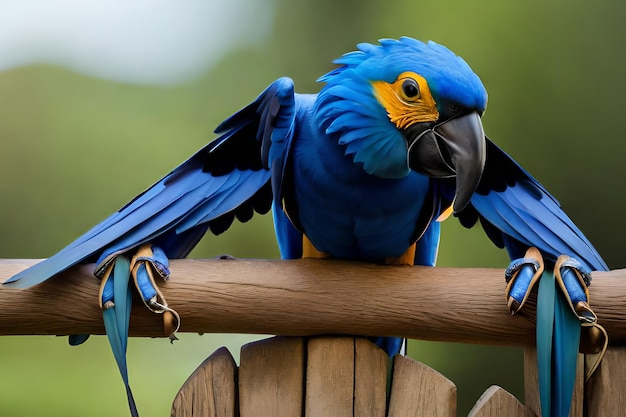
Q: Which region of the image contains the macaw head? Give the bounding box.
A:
[315,37,488,212]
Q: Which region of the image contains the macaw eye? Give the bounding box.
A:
[400,78,420,101]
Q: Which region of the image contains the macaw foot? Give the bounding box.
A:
[130,245,180,342]
[505,247,544,314]
[506,249,608,378]
[554,255,608,379]
[96,244,180,417]
[554,255,593,321]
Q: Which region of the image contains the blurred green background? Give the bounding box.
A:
[1,0,625,416]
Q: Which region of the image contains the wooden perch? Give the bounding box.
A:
[0,258,625,346]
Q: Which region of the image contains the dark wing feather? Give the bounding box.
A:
[455,138,608,271]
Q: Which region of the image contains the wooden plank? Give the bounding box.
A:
[305,337,355,417]
[586,347,626,417]
[523,348,540,417]
[171,346,238,417]
[238,336,304,417]
[468,385,533,417]
[387,354,456,417]
[571,354,584,417]
[354,338,389,417]
[523,348,583,417]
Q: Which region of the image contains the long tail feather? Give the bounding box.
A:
[537,269,582,417]
[102,255,139,417]
[553,291,581,417]
[537,270,555,417]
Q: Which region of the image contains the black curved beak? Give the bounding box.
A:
[406,112,486,212]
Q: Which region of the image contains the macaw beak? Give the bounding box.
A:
[406,111,486,212]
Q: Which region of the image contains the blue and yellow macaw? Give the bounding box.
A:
[5,37,608,417]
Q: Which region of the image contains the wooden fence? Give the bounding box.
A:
[1,258,625,416]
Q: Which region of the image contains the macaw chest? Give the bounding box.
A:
[289,166,432,261]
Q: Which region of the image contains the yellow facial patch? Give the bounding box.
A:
[372,71,439,130]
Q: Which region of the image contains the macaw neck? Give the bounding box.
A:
[311,81,412,179]
[295,94,367,179]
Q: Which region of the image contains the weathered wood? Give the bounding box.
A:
[467,385,533,417]
[174,336,526,417]
[523,348,584,417]
[238,337,304,417]
[387,354,456,417]
[305,337,355,417]
[523,349,540,417]
[571,354,584,417]
[170,336,626,417]
[2,259,626,347]
[586,347,626,417]
[354,338,388,417]
[170,347,238,417]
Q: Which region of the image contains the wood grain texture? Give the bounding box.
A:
[354,338,389,417]
[523,349,540,417]
[171,347,238,417]
[387,354,456,417]
[305,337,355,417]
[586,347,626,417]
[238,337,304,417]
[2,259,625,347]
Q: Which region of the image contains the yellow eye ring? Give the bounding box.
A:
[398,77,420,102]
[371,71,439,129]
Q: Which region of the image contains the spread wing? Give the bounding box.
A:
[6,77,297,287]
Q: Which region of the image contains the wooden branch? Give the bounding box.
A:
[1,258,625,347]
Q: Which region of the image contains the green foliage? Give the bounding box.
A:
[1,0,625,415]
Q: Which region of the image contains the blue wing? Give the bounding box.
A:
[453,138,607,417]
[5,77,297,288]
[454,138,608,271]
